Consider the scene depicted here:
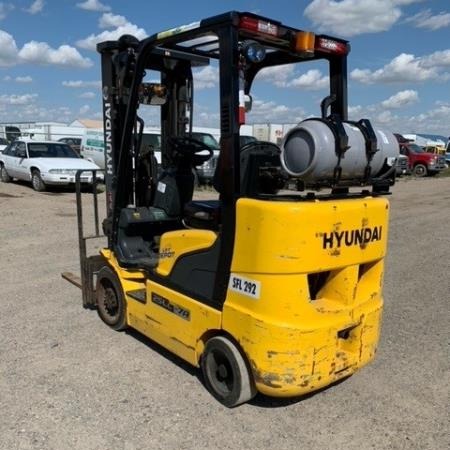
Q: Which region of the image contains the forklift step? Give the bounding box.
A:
[126,289,147,304]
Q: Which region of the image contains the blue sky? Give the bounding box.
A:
[0,0,449,135]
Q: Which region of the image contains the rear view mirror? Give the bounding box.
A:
[138,83,168,105]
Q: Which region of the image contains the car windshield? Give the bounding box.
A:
[409,144,425,153]
[192,133,219,149]
[28,143,80,158]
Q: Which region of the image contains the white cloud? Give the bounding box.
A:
[62,80,101,88]
[350,50,450,84]
[0,30,92,68]
[0,2,14,20]
[405,9,450,30]
[76,0,110,12]
[79,91,96,99]
[256,65,328,90]
[0,29,19,67]
[421,49,450,68]
[79,104,91,115]
[2,75,11,81]
[0,103,78,123]
[248,98,306,124]
[193,66,218,89]
[304,0,423,37]
[99,12,128,29]
[15,75,33,83]
[256,64,296,87]
[18,41,92,68]
[348,98,450,135]
[76,21,146,51]
[287,69,329,90]
[0,93,38,105]
[381,90,419,108]
[25,0,44,15]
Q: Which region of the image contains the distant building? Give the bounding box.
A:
[69,119,103,129]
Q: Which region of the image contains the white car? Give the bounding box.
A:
[0,137,8,153]
[0,138,102,191]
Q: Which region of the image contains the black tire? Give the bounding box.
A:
[413,164,427,177]
[0,164,11,182]
[201,336,256,407]
[96,266,128,331]
[31,169,46,191]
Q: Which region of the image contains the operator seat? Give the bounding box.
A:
[183,141,283,230]
[152,137,209,218]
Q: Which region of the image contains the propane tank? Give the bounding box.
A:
[280,118,398,183]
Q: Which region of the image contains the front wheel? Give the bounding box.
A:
[96,266,128,331]
[31,170,46,191]
[413,164,428,177]
[201,336,256,407]
[0,164,11,182]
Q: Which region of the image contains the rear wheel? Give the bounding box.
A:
[31,169,46,191]
[96,266,128,331]
[413,164,427,177]
[0,164,11,182]
[201,336,256,407]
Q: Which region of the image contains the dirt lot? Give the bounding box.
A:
[0,177,449,450]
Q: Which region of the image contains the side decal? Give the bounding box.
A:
[229,274,261,299]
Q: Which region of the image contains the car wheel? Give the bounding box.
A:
[96,266,128,331]
[201,336,256,407]
[413,164,428,177]
[31,170,46,191]
[0,164,11,182]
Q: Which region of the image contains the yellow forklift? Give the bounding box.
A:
[63,11,398,407]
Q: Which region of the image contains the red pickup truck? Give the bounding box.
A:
[395,134,447,176]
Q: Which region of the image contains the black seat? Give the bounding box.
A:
[115,207,179,270]
[184,200,221,230]
[184,142,284,230]
[239,141,284,196]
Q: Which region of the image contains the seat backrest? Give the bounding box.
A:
[153,167,195,218]
[240,141,284,196]
[213,141,283,197]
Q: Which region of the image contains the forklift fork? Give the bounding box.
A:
[61,169,106,309]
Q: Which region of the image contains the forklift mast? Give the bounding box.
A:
[97,38,208,247]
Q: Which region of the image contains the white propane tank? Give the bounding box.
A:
[280,119,399,183]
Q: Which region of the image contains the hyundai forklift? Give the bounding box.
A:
[63,11,398,407]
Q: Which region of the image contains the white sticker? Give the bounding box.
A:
[229,274,261,299]
[378,130,389,144]
[157,181,166,193]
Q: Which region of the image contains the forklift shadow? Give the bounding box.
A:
[123,327,350,408]
[249,376,351,409]
[124,328,198,377]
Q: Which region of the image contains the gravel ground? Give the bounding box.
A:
[0,177,449,450]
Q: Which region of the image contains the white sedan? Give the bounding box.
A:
[0,138,102,191]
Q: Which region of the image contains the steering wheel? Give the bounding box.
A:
[169,136,214,166]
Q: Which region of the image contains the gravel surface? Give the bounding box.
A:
[0,177,449,450]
